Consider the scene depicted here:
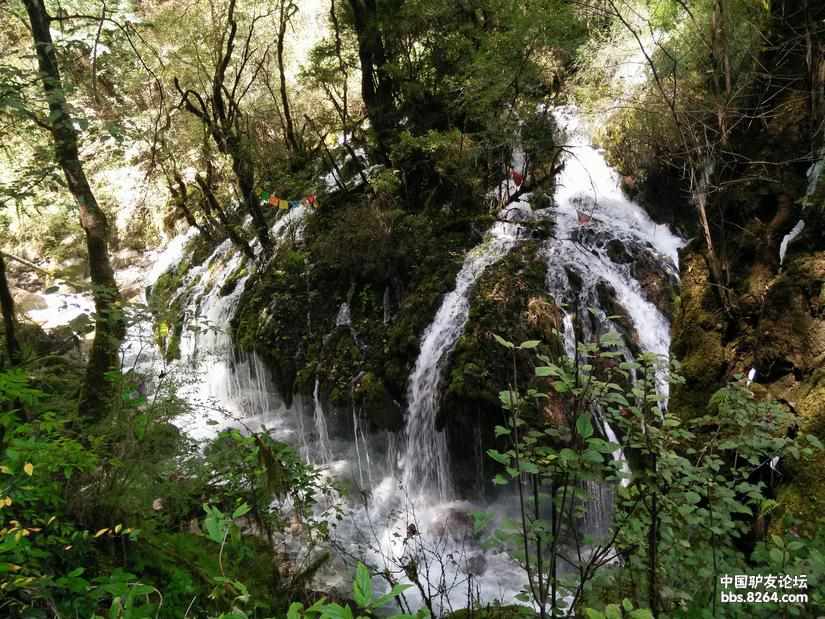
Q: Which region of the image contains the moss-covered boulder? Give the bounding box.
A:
[232,193,493,434]
[669,251,729,419]
[773,368,825,532]
[442,240,562,496]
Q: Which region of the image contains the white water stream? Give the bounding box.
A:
[26,103,683,615]
[401,203,533,501]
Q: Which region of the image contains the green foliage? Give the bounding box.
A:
[0,362,341,618]
[486,329,824,617]
[285,562,424,619]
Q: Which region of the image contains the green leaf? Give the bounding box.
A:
[321,603,354,619]
[373,583,413,608]
[232,502,252,519]
[576,414,594,439]
[629,610,654,619]
[353,562,372,608]
[605,604,622,619]
[493,334,514,349]
[519,340,541,349]
[487,449,511,465]
[584,610,605,619]
[769,548,784,564]
[288,602,304,619]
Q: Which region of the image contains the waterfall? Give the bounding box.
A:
[352,405,374,489]
[119,106,684,613]
[336,302,352,327]
[807,147,825,197]
[401,204,532,500]
[546,106,681,392]
[134,207,309,441]
[779,220,805,268]
[313,377,334,465]
[546,106,682,516]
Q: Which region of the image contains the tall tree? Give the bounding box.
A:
[174,0,273,255]
[346,0,398,162]
[276,0,302,155]
[0,253,22,367]
[22,0,124,418]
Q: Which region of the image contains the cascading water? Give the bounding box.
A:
[116,104,683,615]
[312,377,334,465]
[401,202,534,500]
[545,106,682,531]
[546,106,681,386]
[128,207,309,442]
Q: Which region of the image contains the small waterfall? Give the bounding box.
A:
[779,220,805,268]
[313,378,333,465]
[352,405,374,489]
[382,286,392,324]
[336,302,352,327]
[401,205,532,500]
[139,207,309,440]
[546,107,682,530]
[546,106,681,396]
[806,147,825,197]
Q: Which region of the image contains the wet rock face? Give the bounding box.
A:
[631,247,678,320]
[568,227,677,321]
[428,507,477,542]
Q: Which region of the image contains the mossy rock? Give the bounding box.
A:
[442,241,564,496]
[353,371,403,431]
[233,194,489,415]
[148,260,192,362]
[774,368,825,532]
[670,251,728,420]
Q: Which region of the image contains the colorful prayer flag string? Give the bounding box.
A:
[260,190,320,209]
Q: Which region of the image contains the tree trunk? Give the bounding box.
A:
[196,174,255,259]
[169,172,211,237]
[277,0,301,154]
[711,0,732,144]
[226,135,271,254]
[0,253,22,367]
[347,0,397,161]
[23,0,125,418]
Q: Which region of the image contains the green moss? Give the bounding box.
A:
[232,192,487,417]
[219,264,248,297]
[774,369,825,533]
[446,241,558,411]
[149,261,191,362]
[670,252,728,420]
